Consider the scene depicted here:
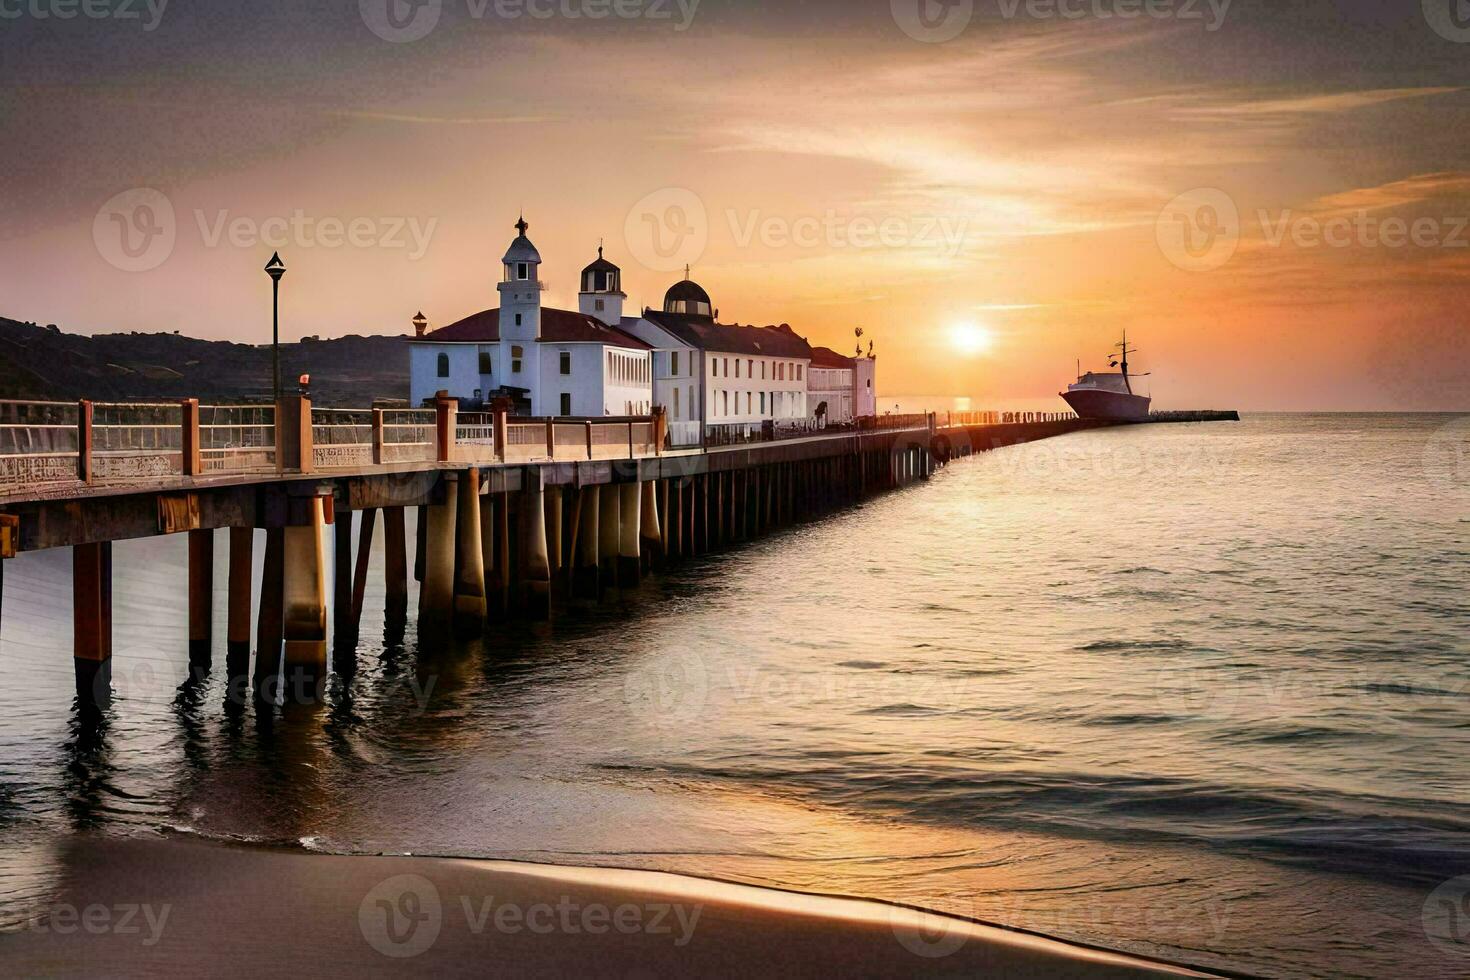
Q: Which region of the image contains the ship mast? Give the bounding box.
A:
[1114,330,1138,394]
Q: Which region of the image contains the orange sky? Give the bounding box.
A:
[2,2,1467,410]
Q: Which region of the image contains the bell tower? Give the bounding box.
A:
[578,242,625,327]
[498,215,543,343]
[497,215,543,412]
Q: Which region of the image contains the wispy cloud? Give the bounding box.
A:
[331,110,553,125]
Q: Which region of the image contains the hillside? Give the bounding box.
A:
[0,318,411,407]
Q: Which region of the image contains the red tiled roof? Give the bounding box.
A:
[809,346,856,369]
[641,311,813,358]
[415,308,651,350]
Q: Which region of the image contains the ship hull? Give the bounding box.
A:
[1061,387,1151,421]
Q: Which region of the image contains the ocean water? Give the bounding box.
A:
[1,414,1467,978]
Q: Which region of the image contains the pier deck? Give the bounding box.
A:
[0,395,1234,708]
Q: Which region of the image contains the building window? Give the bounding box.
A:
[746,392,751,414]
[761,361,767,379]
[797,364,803,381]
[516,262,529,280]
[515,313,523,327]
[735,359,740,378]
[560,352,571,375]
[478,352,492,375]
[747,359,753,378]
[673,387,681,419]
[760,391,766,414]
[436,353,449,378]
[711,359,717,378]
[560,392,571,416]
[722,357,729,377]
[723,390,729,416]
[671,351,680,376]
[595,299,605,311]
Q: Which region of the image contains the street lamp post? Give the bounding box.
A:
[264,252,286,403]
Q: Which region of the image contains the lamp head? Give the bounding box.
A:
[264,252,286,282]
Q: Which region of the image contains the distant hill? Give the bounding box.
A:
[0,318,411,407]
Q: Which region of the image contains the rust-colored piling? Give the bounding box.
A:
[187,528,214,668]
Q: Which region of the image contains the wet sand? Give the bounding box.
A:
[1,834,1216,978]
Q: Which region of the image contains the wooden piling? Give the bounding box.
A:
[418,484,457,640]
[226,528,253,673]
[382,507,408,623]
[575,485,599,598]
[544,486,563,579]
[520,483,551,620]
[640,480,661,572]
[254,528,284,701]
[187,528,214,668]
[333,512,354,647]
[350,509,376,635]
[618,482,641,586]
[73,541,112,705]
[453,470,487,638]
[598,485,620,589]
[281,499,328,701]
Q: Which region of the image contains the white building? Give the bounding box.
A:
[623,276,812,444]
[409,219,653,416]
[807,346,879,424]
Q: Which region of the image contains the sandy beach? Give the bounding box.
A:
[0,834,1217,978]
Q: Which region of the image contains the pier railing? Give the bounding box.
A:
[0,395,1082,496]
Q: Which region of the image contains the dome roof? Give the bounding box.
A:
[581,245,619,276]
[501,216,541,265]
[664,278,711,309]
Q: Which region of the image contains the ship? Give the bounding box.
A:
[1061,331,1152,421]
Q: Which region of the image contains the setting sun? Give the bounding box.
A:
[949,321,994,356]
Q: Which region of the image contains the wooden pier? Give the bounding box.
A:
[0,395,1234,710]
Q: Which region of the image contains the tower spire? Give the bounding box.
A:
[515,213,528,236]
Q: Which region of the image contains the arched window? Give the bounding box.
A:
[436,353,449,378]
